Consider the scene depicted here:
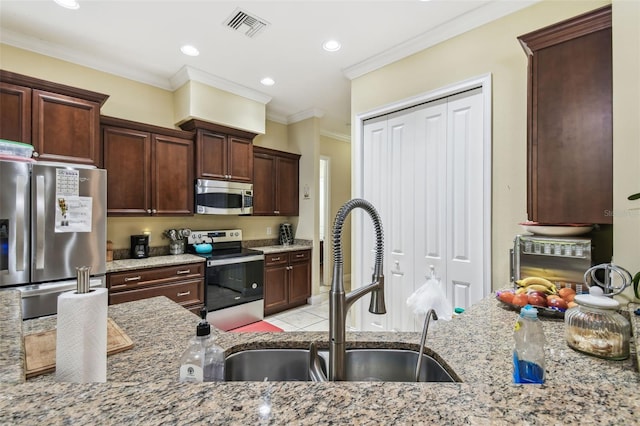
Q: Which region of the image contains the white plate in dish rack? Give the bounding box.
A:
[520,223,593,236]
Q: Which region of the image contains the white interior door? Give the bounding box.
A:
[386,111,417,332]
[445,88,485,310]
[356,86,488,332]
[360,115,389,331]
[413,99,448,330]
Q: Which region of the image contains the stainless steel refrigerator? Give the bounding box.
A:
[0,159,107,318]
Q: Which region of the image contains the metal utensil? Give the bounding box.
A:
[167,229,177,242]
[584,263,632,296]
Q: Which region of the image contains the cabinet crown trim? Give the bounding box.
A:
[517,5,611,55]
[178,118,258,140]
[253,145,301,160]
[101,115,195,139]
[0,70,109,105]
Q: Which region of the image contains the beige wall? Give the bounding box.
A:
[174,80,266,134]
[320,134,352,284]
[288,118,321,293]
[0,44,176,128]
[351,0,632,294]
[253,120,289,151]
[612,0,640,302]
[0,46,300,250]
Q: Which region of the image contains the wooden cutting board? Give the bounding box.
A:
[24,318,134,379]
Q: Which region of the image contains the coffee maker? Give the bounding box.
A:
[130,235,149,259]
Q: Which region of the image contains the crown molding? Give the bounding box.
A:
[1,29,173,90]
[344,0,540,80]
[170,65,272,105]
[287,108,325,124]
[320,130,351,143]
[266,111,288,125]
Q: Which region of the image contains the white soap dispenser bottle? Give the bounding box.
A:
[179,309,225,382]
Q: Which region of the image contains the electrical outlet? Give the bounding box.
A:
[266,227,272,236]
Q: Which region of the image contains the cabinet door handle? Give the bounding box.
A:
[124,276,141,282]
[176,269,191,275]
[274,210,280,214]
[177,291,191,297]
[147,209,152,214]
[152,209,157,214]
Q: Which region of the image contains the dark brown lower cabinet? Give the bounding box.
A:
[264,249,311,316]
[107,262,205,314]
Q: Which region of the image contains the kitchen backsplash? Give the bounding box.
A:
[111,238,313,261]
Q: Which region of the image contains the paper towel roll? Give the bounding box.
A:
[55,287,108,383]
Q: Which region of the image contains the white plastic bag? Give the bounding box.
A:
[406,266,453,321]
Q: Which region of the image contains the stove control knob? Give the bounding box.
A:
[252,283,258,289]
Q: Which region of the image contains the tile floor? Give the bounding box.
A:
[265,284,331,332]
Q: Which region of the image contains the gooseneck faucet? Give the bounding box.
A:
[327,198,385,381]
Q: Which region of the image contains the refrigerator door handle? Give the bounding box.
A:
[35,174,45,270]
[20,280,77,298]
[15,175,27,272]
[20,278,104,298]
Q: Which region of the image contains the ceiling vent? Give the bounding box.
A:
[223,8,270,39]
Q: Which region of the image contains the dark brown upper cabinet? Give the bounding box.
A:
[253,146,300,216]
[0,70,108,166]
[518,5,612,224]
[101,116,194,216]
[179,119,256,183]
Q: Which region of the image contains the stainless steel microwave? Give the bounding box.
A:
[195,179,253,215]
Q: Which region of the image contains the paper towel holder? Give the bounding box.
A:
[76,266,91,294]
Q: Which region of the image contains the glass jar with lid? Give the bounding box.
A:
[564,286,630,360]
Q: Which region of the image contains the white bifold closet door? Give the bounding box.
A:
[357,87,485,332]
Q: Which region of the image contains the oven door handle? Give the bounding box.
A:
[207,254,264,267]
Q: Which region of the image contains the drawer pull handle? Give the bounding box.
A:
[296,254,304,258]
[176,269,191,275]
[272,257,281,261]
[124,276,141,282]
[110,284,127,289]
[177,291,191,297]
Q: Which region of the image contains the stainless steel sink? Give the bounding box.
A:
[336,348,456,382]
[224,347,457,382]
[225,349,315,381]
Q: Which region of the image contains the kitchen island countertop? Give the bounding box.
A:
[1,290,638,424]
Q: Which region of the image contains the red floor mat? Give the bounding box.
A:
[228,320,284,333]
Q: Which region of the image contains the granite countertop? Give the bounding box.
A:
[106,254,205,273]
[256,244,312,254]
[104,245,312,274]
[1,292,638,424]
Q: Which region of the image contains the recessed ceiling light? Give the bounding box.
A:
[322,39,341,52]
[53,0,79,9]
[260,77,275,86]
[180,45,200,57]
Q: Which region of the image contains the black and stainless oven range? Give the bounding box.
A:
[187,229,264,331]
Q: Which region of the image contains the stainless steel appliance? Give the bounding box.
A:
[0,160,106,319]
[511,234,597,291]
[187,229,264,330]
[194,179,253,215]
[130,234,149,259]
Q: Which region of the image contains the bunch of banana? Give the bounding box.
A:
[515,276,558,295]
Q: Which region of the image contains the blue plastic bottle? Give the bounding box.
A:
[513,304,545,384]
